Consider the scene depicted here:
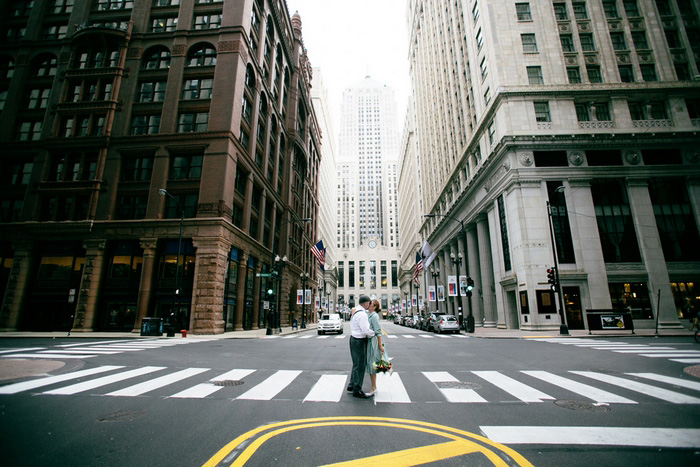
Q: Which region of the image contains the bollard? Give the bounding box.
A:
[180,329,187,338]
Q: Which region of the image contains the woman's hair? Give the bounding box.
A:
[372,299,382,313]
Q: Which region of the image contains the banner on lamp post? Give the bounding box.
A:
[448,275,457,296]
[459,275,468,295]
[305,289,312,305]
[438,285,445,302]
[429,286,436,302]
[296,290,303,305]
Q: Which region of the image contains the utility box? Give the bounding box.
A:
[140,317,163,336]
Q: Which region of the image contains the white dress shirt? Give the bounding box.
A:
[350,306,375,339]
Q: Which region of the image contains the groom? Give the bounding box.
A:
[347,295,374,398]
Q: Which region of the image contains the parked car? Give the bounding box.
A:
[410,315,420,328]
[318,313,343,334]
[394,314,402,324]
[426,313,442,332]
[419,315,431,331]
[435,314,460,334]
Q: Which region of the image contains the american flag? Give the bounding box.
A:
[412,252,423,284]
[311,240,325,270]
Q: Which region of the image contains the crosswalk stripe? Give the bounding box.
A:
[612,348,677,352]
[472,371,554,403]
[522,371,637,404]
[375,372,411,403]
[334,335,346,339]
[2,353,97,359]
[671,358,700,363]
[56,340,135,348]
[571,371,700,404]
[403,335,416,339]
[422,371,487,403]
[418,335,434,339]
[626,372,700,391]
[170,369,256,399]
[42,366,166,395]
[304,374,347,402]
[237,370,302,400]
[386,335,398,339]
[436,335,452,339]
[480,426,700,448]
[298,335,313,339]
[639,353,700,357]
[317,336,329,339]
[82,347,143,352]
[106,368,209,397]
[0,347,46,354]
[0,366,123,394]
[39,350,120,355]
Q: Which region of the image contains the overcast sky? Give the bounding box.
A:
[285,0,411,130]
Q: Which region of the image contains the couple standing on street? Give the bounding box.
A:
[347,295,385,399]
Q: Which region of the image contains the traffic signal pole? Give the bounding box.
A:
[547,201,569,335]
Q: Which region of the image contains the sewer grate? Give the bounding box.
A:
[212,380,244,387]
[97,409,147,422]
[554,400,611,412]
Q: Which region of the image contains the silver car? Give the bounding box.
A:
[435,314,460,334]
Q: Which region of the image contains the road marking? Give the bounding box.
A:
[81,347,143,352]
[38,349,120,355]
[611,348,677,352]
[304,374,347,402]
[402,335,416,339]
[334,335,346,339]
[386,335,398,339]
[2,353,97,359]
[375,372,411,403]
[237,370,302,400]
[317,336,330,339]
[106,367,209,397]
[472,371,554,403]
[0,366,123,394]
[418,334,434,339]
[627,372,700,391]
[571,371,700,404]
[0,347,46,354]
[298,335,313,339]
[639,353,700,357]
[170,369,256,399]
[480,426,700,448]
[671,358,700,363]
[423,371,487,403]
[522,371,637,404]
[56,340,136,348]
[42,366,165,395]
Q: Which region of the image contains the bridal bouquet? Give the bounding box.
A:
[372,357,392,373]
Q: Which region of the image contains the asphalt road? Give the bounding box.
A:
[1,321,699,466]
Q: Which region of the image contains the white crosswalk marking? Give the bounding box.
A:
[671,358,700,363]
[106,368,209,397]
[472,371,554,403]
[334,335,346,339]
[423,371,487,403]
[375,372,411,403]
[522,371,637,404]
[170,369,256,399]
[0,347,46,354]
[304,374,347,402]
[237,370,302,400]
[612,348,676,352]
[43,366,166,395]
[317,336,330,339]
[39,350,120,355]
[626,372,700,391]
[0,366,123,394]
[386,335,398,339]
[3,353,97,359]
[418,335,434,339]
[639,353,700,358]
[571,371,700,404]
[403,335,416,339]
[298,335,313,339]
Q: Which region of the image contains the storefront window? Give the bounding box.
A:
[608,282,653,319]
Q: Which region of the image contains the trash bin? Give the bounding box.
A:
[140,317,163,336]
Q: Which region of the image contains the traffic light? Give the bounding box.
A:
[466,277,474,296]
[267,287,274,296]
[547,267,558,291]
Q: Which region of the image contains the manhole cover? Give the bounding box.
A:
[438,381,482,390]
[97,410,146,422]
[212,380,244,387]
[554,400,611,412]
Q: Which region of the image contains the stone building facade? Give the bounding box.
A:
[403,0,700,331]
[0,0,322,334]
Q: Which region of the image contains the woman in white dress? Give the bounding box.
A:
[365,299,385,396]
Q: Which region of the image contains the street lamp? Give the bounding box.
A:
[326,281,331,315]
[547,186,569,335]
[450,251,472,333]
[403,290,408,315]
[430,266,440,313]
[270,255,288,334]
[300,271,310,328]
[158,188,183,337]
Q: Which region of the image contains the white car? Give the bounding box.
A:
[318,313,343,334]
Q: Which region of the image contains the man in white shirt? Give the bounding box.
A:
[348,295,375,398]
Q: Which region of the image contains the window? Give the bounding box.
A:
[623,0,640,17]
[131,114,161,135]
[534,101,551,122]
[194,14,222,29]
[4,161,34,185]
[603,0,619,18]
[488,120,495,144]
[153,0,180,5]
[567,66,582,83]
[164,193,198,218]
[151,17,177,32]
[122,156,153,182]
[649,177,700,261]
[33,56,58,77]
[472,1,479,22]
[143,48,171,69]
[177,112,209,132]
[687,98,700,119]
[93,0,133,10]
[628,100,667,120]
[576,102,611,121]
[181,78,213,99]
[483,87,491,105]
[591,179,641,263]
[476,28,483,51]
[170,154,203,179]
[579,33,595,51]
[48,153,97,181]
[187,46,216,67]
[27,88,51,109]
[655,0,673,15]
[137,80,167,102]
[479,57,487,80]
[573,2,588,19]
[560,34,575,52]
[516,3,532,21]
[527,66,543,84]
[631,31,649,49]
[618,65,635,82]
[0,56,14,79]
[43,24,68,40]
[676,64,691,80]
[640,64,657,81]
[18,121,42,140]
[610,32,627,50]
[51,0,75,14]
[521,34,538,53]
[586,65,602,82]
[116,195,147,219]
[664,29,682,48]
[553,2,568,20]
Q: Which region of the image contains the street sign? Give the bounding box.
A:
[256,273,273,277]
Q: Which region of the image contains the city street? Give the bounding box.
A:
[1,322,699,466]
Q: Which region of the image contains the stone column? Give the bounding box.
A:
[133,238,158,333]
[234,251,249,331]
[477,215,497,327]
[626,178,681,328]
[687,175,700,232]
[466,225,483,325]
[190,237,230,334]
[0,241,35,331]
[72,239,107,332]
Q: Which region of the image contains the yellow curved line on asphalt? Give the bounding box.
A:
[202,416,533,467]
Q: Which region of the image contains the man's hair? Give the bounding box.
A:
[359,295,371,304]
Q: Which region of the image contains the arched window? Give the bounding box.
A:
[142,47,171,69]
[0,56,15,79]
[187,44,216,67]
[33,54,58,77]
[245,65,256,91]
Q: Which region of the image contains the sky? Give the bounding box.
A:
[284,0,411,130]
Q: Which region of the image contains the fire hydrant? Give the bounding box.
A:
[180,329,187,338]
